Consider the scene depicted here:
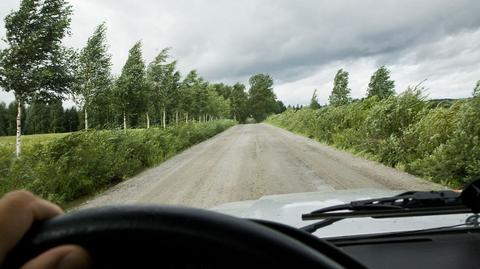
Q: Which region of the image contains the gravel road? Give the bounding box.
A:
[77,123,443,209]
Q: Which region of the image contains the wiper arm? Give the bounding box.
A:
[300,190,472,233]
[301,219,343,233]
[301,178,480,233]
[303,190,464,221]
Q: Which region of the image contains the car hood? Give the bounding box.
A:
[210,188,470,238]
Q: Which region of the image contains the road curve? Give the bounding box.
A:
[77,124,442,209]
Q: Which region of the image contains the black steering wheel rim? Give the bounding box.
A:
[4,205,346,268]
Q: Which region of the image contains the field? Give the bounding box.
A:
[0,133,70,154]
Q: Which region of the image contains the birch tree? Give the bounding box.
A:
[74,22,112,131]
[0,0,75,157]
[367,66,396,99]
[146,48,180,128]
[191,75,210,123]
[179,72,196,123]
[310,89,321,109]
[159,61,180,127]
[329,69,351,106]
[113,41,146,133]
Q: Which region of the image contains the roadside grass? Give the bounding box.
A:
[0,120,236,206]
[267,92,480,189]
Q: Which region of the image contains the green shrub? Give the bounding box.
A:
[0,120,235,204]
[401,104,461,165]
[268,91,478,188]
[360,89,426,158]
[410,98,480,186]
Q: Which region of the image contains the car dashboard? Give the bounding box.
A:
[327,228,480,269]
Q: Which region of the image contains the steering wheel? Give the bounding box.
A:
[3,206,349,268]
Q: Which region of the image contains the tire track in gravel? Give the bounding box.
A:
[77,124,443,209]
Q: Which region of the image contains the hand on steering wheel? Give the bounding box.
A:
[1,191,351,269]
[0,191,90,269]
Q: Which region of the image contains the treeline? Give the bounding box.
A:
[0,0,285,155]
[0,100,80,136]
[269,66,480,187]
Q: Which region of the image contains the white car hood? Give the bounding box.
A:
[210,188,470,238]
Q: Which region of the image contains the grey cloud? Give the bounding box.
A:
[1,0,480,105]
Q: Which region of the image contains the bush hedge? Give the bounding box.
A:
[268,89,479,188]
[0,120,235,204]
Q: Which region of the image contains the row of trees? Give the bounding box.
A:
[310,66,397,108]
[75,28,284,132]
[0,0,284,156]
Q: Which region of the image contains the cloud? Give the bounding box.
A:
[1,0,480,105]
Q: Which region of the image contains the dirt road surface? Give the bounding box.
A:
[77,124,443,209]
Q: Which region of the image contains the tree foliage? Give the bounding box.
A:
[367,66,395,99]
[269,90,479,188]
[310,89,321,109]
[410,97,480,186]
[74,22,112,130]
[0,1,289,136]
[0,0,75,156]
[0,0,75,103]
[113,41,146,130]
[473,80,480,98]
[1,99,80,135]
[230,83,249,122]
[329,69,351,106]
[248,74,277,122]
[146,49,181,127]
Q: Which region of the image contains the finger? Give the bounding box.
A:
[20,245,90,269]
[0,191,63,264]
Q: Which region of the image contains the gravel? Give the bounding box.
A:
[76,123,444,210]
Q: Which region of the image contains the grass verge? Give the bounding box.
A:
[0,120,236,205]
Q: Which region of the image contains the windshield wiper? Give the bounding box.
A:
[300,179,480,234]
[302,190,468,221]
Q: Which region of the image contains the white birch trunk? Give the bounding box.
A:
[185,112,188,123]
[162,108,166,129]
[15,100,22,157]
[146,112,150,129]
[175,111,179,124]
[84,106,88,131]
[123,110,127,134]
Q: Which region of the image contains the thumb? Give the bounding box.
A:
[20,245,90,269]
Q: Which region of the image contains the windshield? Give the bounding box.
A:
[0,0,479,237]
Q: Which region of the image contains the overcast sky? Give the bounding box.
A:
[1,0,480,106]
